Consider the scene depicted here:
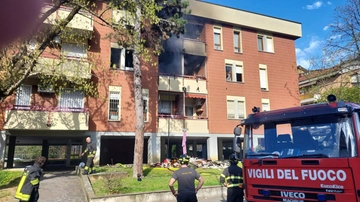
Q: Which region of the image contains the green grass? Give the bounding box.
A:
[90,166,224,196]
[0,170,22,188]
[0,170,23,201]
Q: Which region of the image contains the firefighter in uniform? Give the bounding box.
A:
[169,154,205,202]
[15,156,46,202]
[220,154,244,202]
[81,137,96,175]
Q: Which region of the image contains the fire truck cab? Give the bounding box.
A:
[234,95,360,202]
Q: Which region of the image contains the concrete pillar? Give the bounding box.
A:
[66,139,71,167]
[7,136,16,168]
[160,137,165,161]
[0,131,6,169]
[93,133,100,166]
[207,136,218,161]
[192,140,197,157]
[218,139,224,160]
[147,133,160,165]
[41,140,49,168]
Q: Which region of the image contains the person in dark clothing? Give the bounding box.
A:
[169,154,204,202]
[81,137,96,175]
[220,154,244,202]
[15,156,46,202]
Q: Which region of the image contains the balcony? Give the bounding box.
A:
[158,117,208,134]
[34,57,92,79]
[183,38,206,56]
[43,6,93,38]
[4,106,89,131]
[159,75,207,94]
[300,93,314,100]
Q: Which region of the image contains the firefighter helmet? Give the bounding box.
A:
[178,154,190,165]
[229,154,238,164]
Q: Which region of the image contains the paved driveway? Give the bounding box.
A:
[38,170,87,202]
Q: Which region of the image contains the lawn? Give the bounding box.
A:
[90,165,224,196]
[0,170,23,201]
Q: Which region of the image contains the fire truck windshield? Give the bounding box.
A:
[244,114,357,159]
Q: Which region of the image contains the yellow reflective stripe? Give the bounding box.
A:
[227,183,240,187]
[220,174,226,178]
[30,178,39,185]
[225,176,243,180]
[15,174,31,201]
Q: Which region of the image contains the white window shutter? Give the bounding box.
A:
[260,69,267,89]
[232,64,237,81]
[120,48,125,70]
[227,100,235,119]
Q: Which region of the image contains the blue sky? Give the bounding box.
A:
[203,0,347,69]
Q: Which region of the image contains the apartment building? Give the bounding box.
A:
[299,57,360,105]
[0,0,301,169]
[156,1,302,162]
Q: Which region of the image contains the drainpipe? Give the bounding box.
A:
[167,76,170,158]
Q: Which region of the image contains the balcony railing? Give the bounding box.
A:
[34,57,92,79]
[43,6,93,38]
[4,105,89,131]
[159,75,207,94]
[158,117,209,134]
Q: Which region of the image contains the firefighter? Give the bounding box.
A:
[81,137,96,175]
[220,154,244,202]
[169,154,205,202]
[15,156,46,202]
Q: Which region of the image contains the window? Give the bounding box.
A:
[225,59,244,83]
[261,98,270,111]
[351,74,360,86]
[185,106,194,117]
[15,85,32,109]
[143,88,149,122]
[233,30,242,53]
[112,9,134,26]
[108,86,121,121]
[213,27,222,50]
[226,96,246,119]
[257,34,274,52]
[61,43,87,58]
[110,43,133,70]
[59,89,84,110]
[158,100,171,115]
[259,64,268,91]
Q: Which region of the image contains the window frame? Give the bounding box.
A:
[108,86,122,121]
[61,42,88,59]
[233,29,242,53]
[213,26,223,50]
[259,64,269,91]
[261,98,270,112]
[226,96,246,120]
[225,59,244,83]
[257,33,274,53]
[58,88,85,111]
[15,85,32,109]
[142,88,149,122]
[110,43,134,71]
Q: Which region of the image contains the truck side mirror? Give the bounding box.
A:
[234,126,242,136]
[233,136,243,153]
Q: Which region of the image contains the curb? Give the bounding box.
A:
[77,168,228,202]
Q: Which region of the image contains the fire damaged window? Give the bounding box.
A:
[110,43,134,70]
[108,86,121,121]
[225,60,244,83]
[213,27,222,50]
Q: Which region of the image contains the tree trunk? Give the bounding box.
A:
[132,1,144,178]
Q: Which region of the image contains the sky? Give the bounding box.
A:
[203,0,348,69]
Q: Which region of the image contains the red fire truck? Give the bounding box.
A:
[233,95,360,202]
